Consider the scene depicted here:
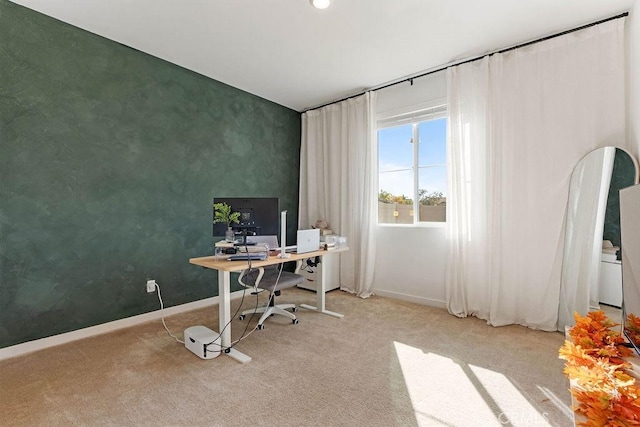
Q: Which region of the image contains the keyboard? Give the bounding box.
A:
[227,253,268,261]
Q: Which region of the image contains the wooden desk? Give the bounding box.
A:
[189,246,348,363]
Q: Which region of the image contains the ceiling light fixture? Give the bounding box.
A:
[311,0,331,10]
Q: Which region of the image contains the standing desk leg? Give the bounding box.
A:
[299,254,344,318]
[218,270,251,363]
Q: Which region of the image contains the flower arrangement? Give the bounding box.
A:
[559,311,640,426]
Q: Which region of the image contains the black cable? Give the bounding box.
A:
[203,232,294,352]
[207,235,276,352]
[233,286,262,344]
[232,247,263,344]
[204,234,255,351]
[227,263,286,349]
[214,284,250,351]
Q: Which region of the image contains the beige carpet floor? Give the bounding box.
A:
[1,288,575,426]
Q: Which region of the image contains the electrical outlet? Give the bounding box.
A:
[146,280,156,293]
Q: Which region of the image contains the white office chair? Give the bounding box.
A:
[238,261,304,329]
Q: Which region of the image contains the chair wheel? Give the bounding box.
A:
[292,319,299,325]
[292,307,298,312]
[239,315,245,320]
[258,324,265,330]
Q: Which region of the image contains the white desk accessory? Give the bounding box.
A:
[278,210,291,259]
[184,325,221,359]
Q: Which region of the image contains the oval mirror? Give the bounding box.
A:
[558,147,638,329]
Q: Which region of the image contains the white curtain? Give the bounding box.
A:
[446,18,626,330]
[299,92,377,297]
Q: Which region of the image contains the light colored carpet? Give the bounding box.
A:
[1,288,574,426]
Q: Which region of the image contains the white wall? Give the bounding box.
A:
[629,5,640,159]
[373,225,447,307]
[372,71,449,307]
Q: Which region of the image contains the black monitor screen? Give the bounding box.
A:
[213,197,279,237]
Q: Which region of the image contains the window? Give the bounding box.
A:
[377,105,447,225]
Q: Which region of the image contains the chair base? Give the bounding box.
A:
[239,303,298,328]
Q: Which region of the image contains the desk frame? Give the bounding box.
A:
[189,247,347,363]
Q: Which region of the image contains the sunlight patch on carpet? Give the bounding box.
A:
[393,341,553,426]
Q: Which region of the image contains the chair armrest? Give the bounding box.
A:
[238,267,265,289]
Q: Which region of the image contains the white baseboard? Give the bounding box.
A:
[373,289,447,309]
[0,290,246,362]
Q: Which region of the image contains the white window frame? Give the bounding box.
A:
[376,101,447,228]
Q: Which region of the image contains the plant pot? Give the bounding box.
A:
[225,227,235,242]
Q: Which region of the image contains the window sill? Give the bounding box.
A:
[377,222,446,229]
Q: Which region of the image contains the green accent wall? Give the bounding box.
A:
[0,0,301,349]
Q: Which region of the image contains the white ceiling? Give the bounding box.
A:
[10,0,635,112]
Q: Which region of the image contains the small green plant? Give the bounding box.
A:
[213,202,240,228]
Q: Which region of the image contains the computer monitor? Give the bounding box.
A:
[212,197,279,238]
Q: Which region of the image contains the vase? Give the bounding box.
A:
[225,227,235,242]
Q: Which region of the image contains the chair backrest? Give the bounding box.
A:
[245,235,279,250]
[238,260,304,294]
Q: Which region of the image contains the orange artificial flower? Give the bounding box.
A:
[559,311,640,426]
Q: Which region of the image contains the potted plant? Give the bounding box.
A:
[213,202,241,242]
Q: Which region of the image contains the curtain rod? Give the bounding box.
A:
[303,11,629,113]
